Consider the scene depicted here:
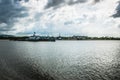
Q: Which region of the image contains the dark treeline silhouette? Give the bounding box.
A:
[56,35,120,40]
[0,35,120,40]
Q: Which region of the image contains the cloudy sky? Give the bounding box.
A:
[0,0,120,37]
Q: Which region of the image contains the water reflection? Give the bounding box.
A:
[0,40,120,80]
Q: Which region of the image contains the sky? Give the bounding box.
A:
[0,0,120,37]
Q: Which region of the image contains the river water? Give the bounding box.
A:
[0,40,120,80]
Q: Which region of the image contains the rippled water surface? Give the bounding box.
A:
[0,40,120,80]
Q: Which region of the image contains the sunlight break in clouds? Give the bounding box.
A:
[0,0,120,37]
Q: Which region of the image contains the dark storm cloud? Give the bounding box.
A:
[94,0,101,3]
[113,1,120,18]
[45,0,64,9]
[0,0,28,33]
[45,0,87,9]
[68,0,87,5]
[45,0,103,9]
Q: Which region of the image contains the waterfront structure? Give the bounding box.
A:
[26,32,55,41]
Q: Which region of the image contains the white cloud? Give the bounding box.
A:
[13,0,120,37]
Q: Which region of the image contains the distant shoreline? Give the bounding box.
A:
[0,39,120,41]
[0,35,120,41]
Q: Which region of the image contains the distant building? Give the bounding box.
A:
[27,32,55,41]
[72,36,88,40]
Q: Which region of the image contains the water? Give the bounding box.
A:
[0,40,120,80]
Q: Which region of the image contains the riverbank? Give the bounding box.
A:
[0,35,120,41]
